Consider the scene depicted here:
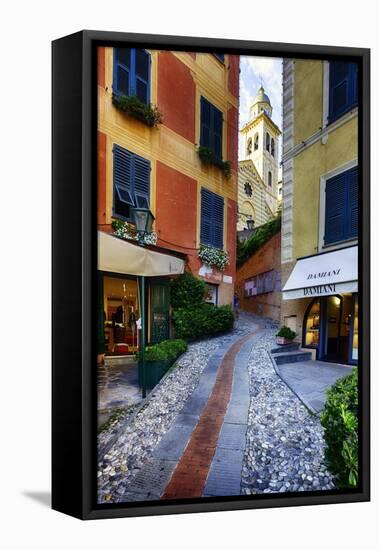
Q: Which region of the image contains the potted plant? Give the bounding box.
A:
[137,339,188,390]
[276,326,297,345]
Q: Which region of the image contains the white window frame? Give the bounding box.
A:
[318,158,358,252]
[321,61,330,144]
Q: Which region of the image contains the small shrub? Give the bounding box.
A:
[137,339,188,363]
[320,368,358,488]
[170,272,206,309]
[197,146,231,179]
[172,304,234,340]
[276,326,296,340]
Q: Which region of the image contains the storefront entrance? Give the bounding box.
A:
[102,274,140,356]
[303,293,358,365]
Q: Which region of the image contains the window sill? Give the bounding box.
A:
[322,238,358,252]
[327,104,358,126]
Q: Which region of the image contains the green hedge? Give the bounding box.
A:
[172,304,234,340]
[137,339,188,363]
[237,216,281,267]
[170,272,206,309]
[320,368,358,488]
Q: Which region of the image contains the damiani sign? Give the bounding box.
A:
[303,284,336,296]
[307,269,341,280]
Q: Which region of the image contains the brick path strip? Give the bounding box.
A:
[161,330,259,500]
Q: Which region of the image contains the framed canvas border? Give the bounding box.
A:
[52,30,370,520]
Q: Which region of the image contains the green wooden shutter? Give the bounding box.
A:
[133,154,150,209]
[134,49,150,105]
[113,48,131,96]
[346,166,358,240]
[113,145,134,219]
[201,188,224,249]
[200,96,211,149]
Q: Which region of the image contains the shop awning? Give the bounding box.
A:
[282,245,358,300]
[98,231,185,277]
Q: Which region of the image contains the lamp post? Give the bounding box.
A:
[247,218,255,231]
[132,207,155,247]
[132,206,155,398]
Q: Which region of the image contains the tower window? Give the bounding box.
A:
[271,138,275,157]
[254,133,259,151]
[247,138,252,155]
[268,171,272,187]
[266,132,270,152]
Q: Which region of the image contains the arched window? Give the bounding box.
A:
[268,171,272,187]
[266,132,270,152]
[246,138,252,155]
[271,138,275,157]
[241,201,255,226]
[254,133,259,150]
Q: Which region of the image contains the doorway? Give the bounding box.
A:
[149,280,170,344]
[303,294,358,365]
[323,295,343,362]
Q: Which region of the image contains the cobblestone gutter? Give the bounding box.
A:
[241,329,335,494]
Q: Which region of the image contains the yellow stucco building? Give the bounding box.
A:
[238,86,280,231]
[281,59,358,365]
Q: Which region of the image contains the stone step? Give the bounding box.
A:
[274,350,312,365]
[271,342,300,354]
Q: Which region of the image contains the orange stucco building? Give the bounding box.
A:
[235,232,281,321]
[98,47,240,307]
[97,47,239,353]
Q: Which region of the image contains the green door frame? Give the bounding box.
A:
[148,279,170,345]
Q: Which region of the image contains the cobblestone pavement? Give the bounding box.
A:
[97,314,335,503]
[241,328,335,494]
[97,361,141,430]
[97,313,256,503]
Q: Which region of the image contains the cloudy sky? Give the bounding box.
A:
[238,56,283,165]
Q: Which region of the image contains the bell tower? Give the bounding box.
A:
[240,85,281,216]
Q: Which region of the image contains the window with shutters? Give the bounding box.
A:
[112,144,150,221]
[213,53,225,64]
[200,188,224,249]
[328,62,358,123]
[200,97,223,161]
[324,166,358,246]
[113,48,151,105]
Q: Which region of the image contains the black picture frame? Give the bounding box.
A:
[52,30,370,520]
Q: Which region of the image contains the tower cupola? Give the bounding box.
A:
[250,85,273,119]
